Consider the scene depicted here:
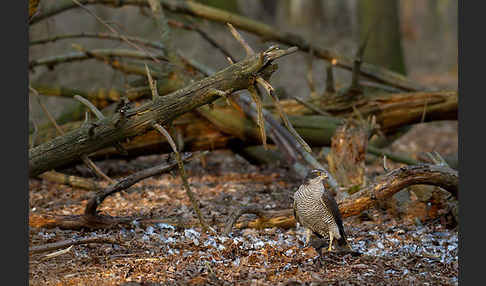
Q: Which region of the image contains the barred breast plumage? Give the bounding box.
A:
[293,169,350,251]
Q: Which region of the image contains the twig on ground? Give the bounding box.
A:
[223,204,266,235]
[30,236,123,254]
[39,170,104,190]
[43,245,74,259]
[84,152,198,217]
[225,206,294,233]
[81,158,114,183]
[26,154,205,231]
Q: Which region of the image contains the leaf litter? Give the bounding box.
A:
[29,123,458,285]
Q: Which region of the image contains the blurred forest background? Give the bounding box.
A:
[29,0,457,123]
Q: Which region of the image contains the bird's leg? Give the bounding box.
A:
[327,233,334,252]
[304,228,312,247]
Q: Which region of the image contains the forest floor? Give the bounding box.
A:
[28,119,458,286]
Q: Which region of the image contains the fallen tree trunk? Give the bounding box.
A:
[33,90,457,161]
[29,46,297,177]
[224,164,458,232]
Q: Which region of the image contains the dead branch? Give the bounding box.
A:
[225,206,294,234]
[225,164,458,232]
[143,39,209,234]
[223,204,267,235]
[74,94,105,120]
[256,76,313,154]
[29,152,198,230]
[30,83,127,106]
[72,43,167,76]
[29,236,123,254]
[91,56,169,78]
[233,95,302,175]
[29,49,167,70]
[248,86,267,149]
[30,0,428,92]
[29,44,297,177]
[39,170,104,190]
[29,32,165,50]
[340,164,458,216]
[152,123,213,233]
[235,93,340,193]
[227,23,254,55]
[84,152,197,216]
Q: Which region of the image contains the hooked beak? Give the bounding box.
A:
[319,171,328,181]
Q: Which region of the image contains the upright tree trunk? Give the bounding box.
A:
[358,0,407,75]
[358,0,409,148]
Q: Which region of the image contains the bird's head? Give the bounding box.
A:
[304,169,328,185]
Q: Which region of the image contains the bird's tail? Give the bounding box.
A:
[337,226,351,250]
[337,236,350,250]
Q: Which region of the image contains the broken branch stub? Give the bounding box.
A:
[327,120,372,190]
